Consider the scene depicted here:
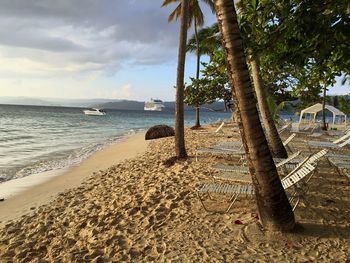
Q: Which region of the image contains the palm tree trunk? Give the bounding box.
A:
[250,57,288,158]
[214,0,295,231]
[195,106,200,127]
[194,17,201,127]
[322,85,327,130]
[175,0,189,158]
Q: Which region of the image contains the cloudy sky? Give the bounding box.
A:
[0,1,347,101]
[0,0,217,101]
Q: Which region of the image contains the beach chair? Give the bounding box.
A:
[197,150,327,213]
[215,141,244,149]
[197,121,240,138]
[228,133,297,160]
[333,131,350,144]
[195,133,297,161]
[209,121,225,134]
[213,150,327,183]
[307,130,350,146]
[308,137,350,150]
[283,133,296,152]
[294,122,321,135]
[283,148,328,170]
[213,126,291,149]
[212,151,302,179]
[278,123,291,135]
[326,155,350,180]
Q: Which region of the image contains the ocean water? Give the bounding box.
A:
[0,104,231,182]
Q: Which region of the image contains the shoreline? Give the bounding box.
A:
[0,132,148,226]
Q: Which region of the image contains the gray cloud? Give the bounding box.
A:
[0,0,215,76]
[0,20,84,52]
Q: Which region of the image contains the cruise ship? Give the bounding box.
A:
[144,99,165,111]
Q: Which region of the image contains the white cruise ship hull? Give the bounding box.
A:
[144,106,163,111]
[144,99,165,111]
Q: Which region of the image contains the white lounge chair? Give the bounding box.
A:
[327,156,350,180]
[197,121,240,138]
[197,149,327,213]
[307,131,350,148]
[308,137,350,150]
[283,133,296,151]
[195,133,297,161]
[278,123,291,135]
[212,151,302,177]
[213,126,291,148]
[212,150,327,183]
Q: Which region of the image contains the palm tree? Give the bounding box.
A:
[250,57,288,158]
[236,0,288,158]
[174,0,189,158]
[162,0,215,127]
[187,23,221,59]
[188,18,288,158]
[213,0,295,231]
[187,23,221,126]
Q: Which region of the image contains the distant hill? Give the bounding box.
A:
[0,97,59,106]
[95,100,227,112]
[51,98,119,108]
[0,96,227,112]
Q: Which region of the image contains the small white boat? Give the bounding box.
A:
[83,108,106,116]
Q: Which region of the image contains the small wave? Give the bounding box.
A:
[0,135,36,143]
[12,135,125,180]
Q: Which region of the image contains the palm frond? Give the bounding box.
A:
[162,0,215,28]
[161,0,178,7]
[200,0,215,13]
[167,4,182,22]
[191,3,204,26]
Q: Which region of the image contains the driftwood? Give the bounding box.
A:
[145,125,175,140]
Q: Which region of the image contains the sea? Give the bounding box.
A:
[0,104,231,183]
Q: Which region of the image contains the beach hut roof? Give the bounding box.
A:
[299,103,347,125]
[300,103,346,116]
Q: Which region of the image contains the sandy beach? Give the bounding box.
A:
[0,133,148,225]
[0,125,349,262]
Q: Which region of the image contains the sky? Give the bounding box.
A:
[0,0,347,101]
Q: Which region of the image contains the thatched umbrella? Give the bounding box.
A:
[145,125,175,140]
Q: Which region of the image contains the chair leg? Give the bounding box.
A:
[225,194,239,213]
[305,170,316,184]
[289,185,299,203]
[197,191,239,213]
[292,198,300,211]
[197,191,211,212]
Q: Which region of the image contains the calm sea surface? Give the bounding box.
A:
[0,104,231,182]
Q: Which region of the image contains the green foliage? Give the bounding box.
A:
[266,95,287,121]
[333,95,339,108]
[187,23,221,57]
[180,0,350,113]
[338,96,350,114]
[184,78,216,107]
[184,51,232,108]
[237,0,350,106]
